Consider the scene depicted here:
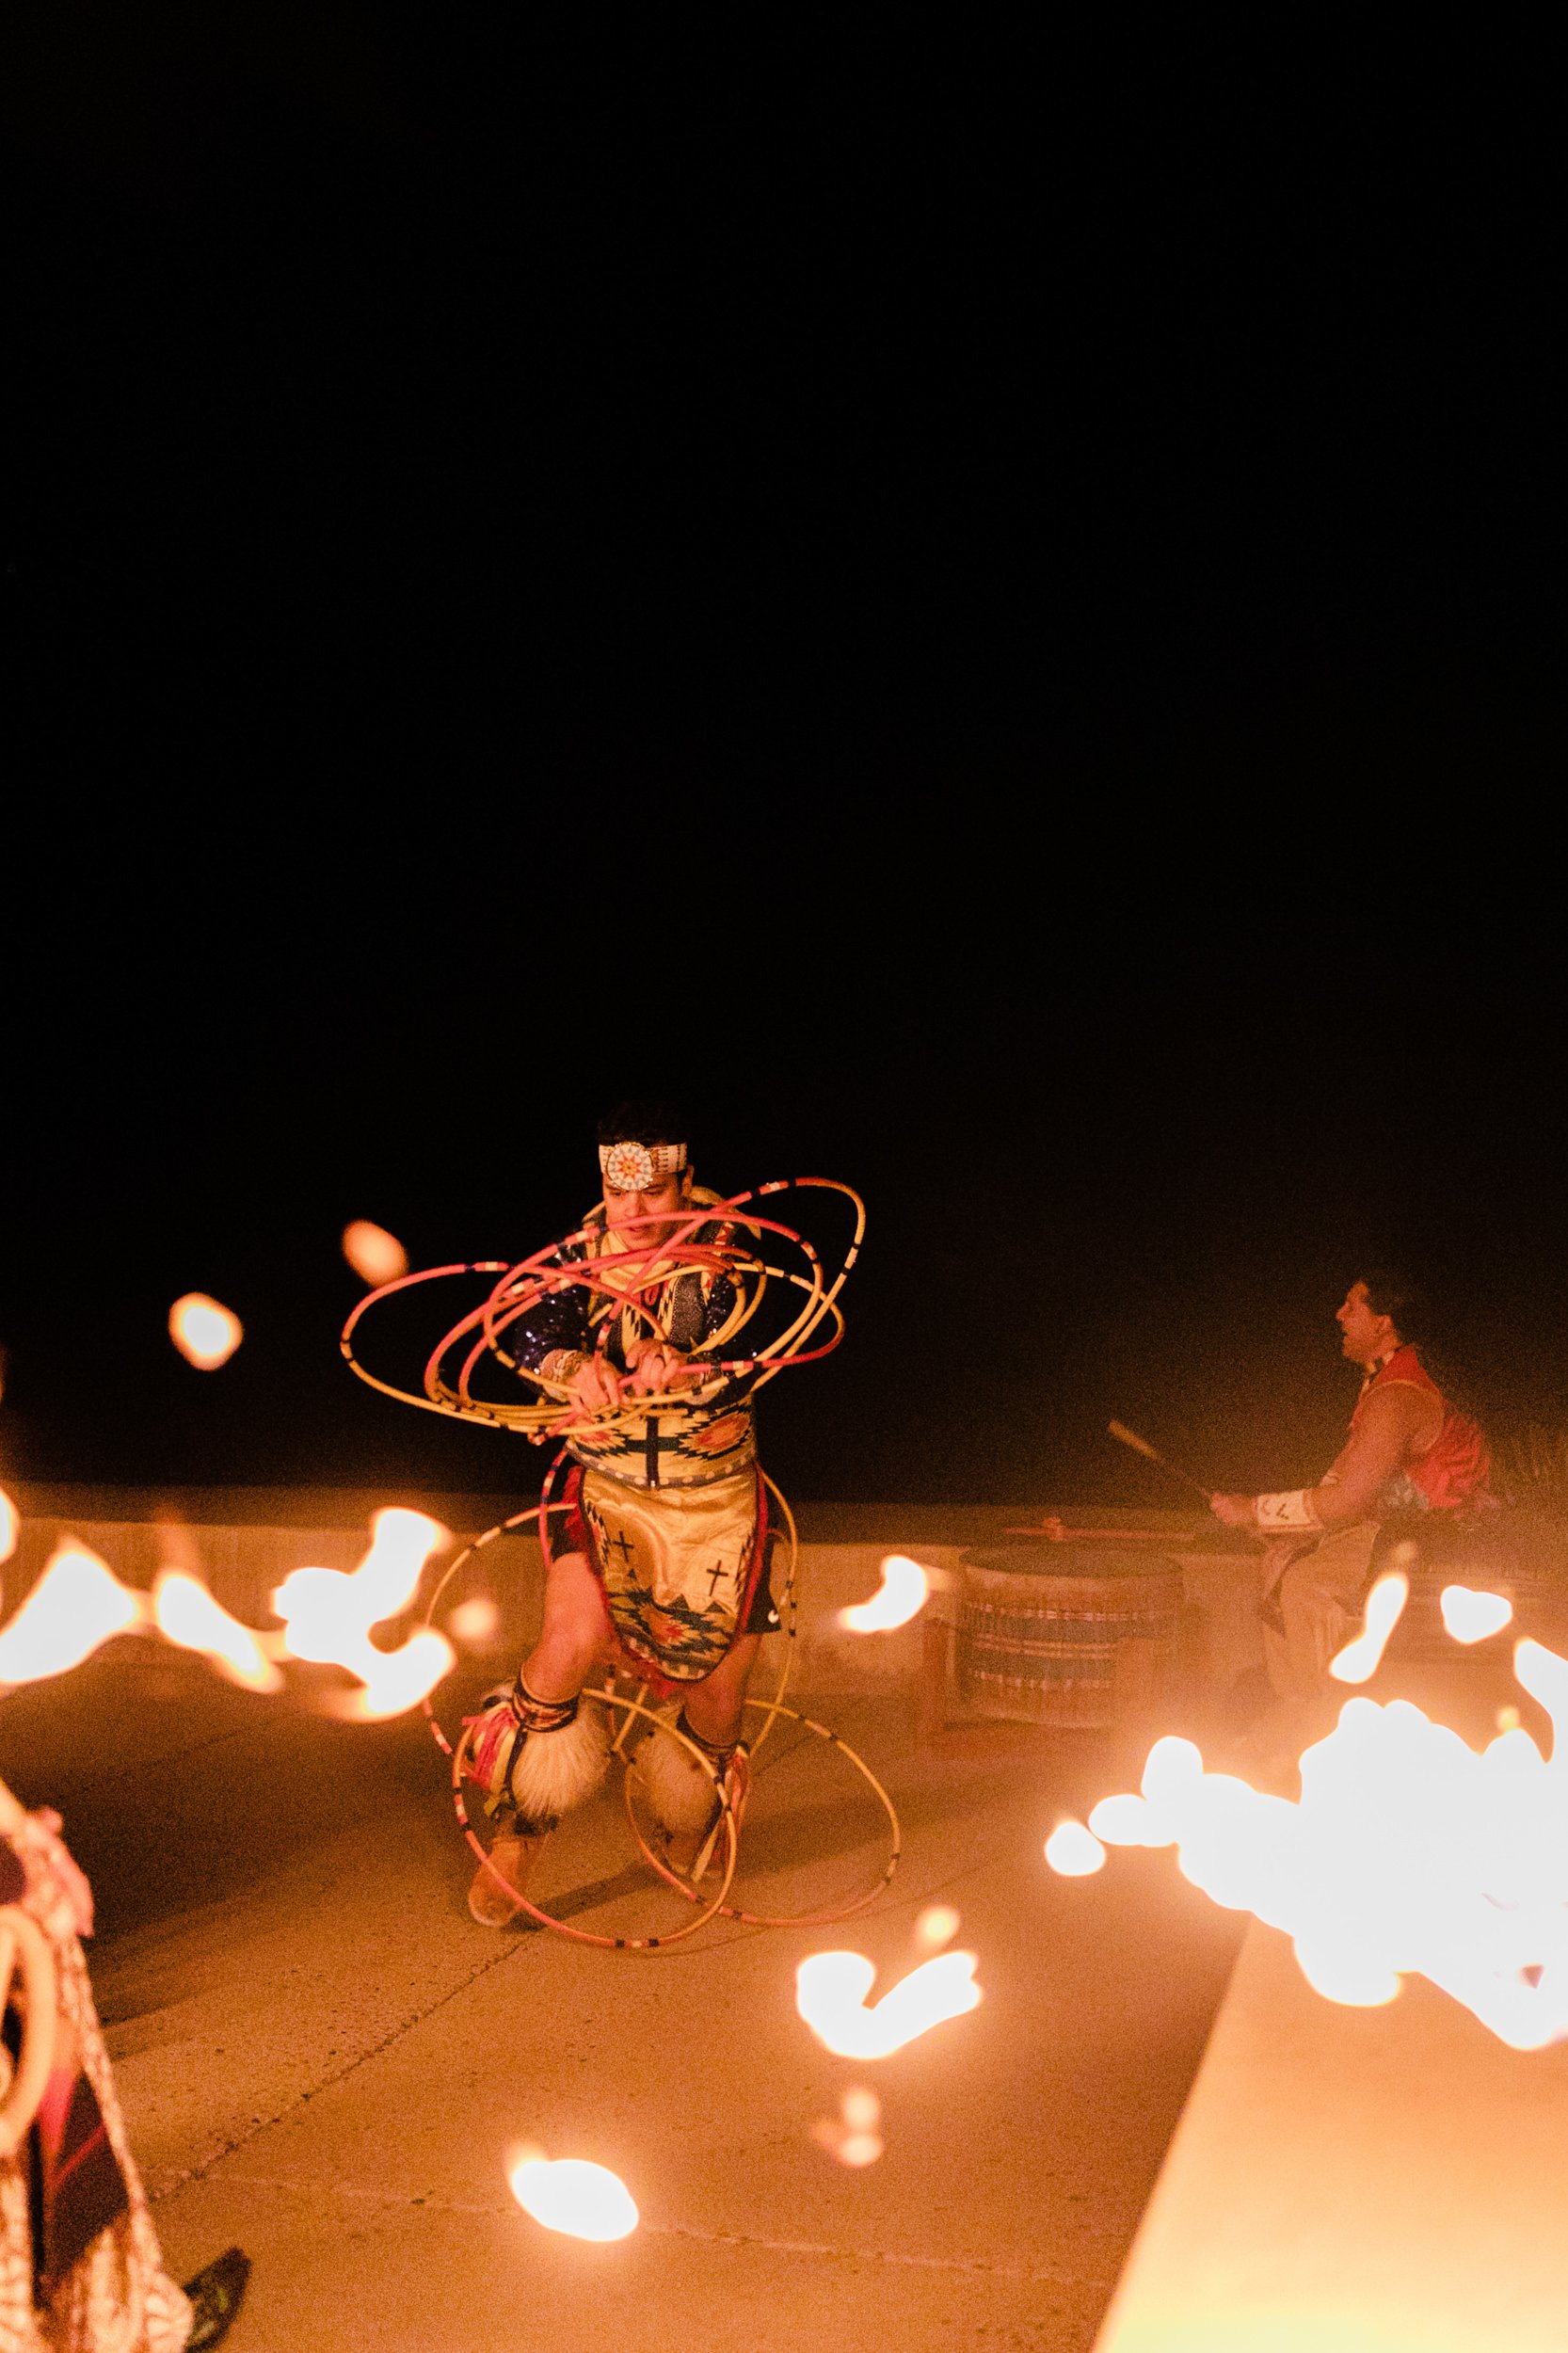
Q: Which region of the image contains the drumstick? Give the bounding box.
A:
[1107,1419,1216,1504]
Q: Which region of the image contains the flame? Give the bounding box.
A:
[1045,1819,1108,1877]
[447,1595,501,1647]
[273,1508,446,1641]
[839,1554,930,1633]
[813,2085,885,2167]
[272,1508,453,1720]
[1072,1642,1568,2048]
[0,1542,144,1686]
[795,1948,982,2058]
[912,1903,962,1951]
[507,2154,638,2242]
[338,1630,455,1722]
[1440,1584,1513,1643]
[1329,1568,1409,1683]
[841,2086,881,2132]
[0,1485,17,1567]
[0,1512,456,1720]
[152,1571,282,1692]
[168,1293,243,1369]
[343,1220,408,1287]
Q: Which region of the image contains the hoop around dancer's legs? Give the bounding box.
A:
[422,1475,900,1948]
[621,1692,902,1929]
[449,1687,740,1952]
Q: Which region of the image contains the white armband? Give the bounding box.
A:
[1255,1489,1320,1532]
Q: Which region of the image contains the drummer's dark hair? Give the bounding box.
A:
[1359,1265,1425,1344]
[596,1097,689,1148]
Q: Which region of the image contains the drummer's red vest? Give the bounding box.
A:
[1351,1343,1495,1510]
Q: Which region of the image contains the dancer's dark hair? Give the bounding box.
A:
[596,1098,689,1148]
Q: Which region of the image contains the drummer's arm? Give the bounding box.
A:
[1210,1389,1430,1533]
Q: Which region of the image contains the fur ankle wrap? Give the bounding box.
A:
[638,1710,730,1835]
[504,1704,610,1832]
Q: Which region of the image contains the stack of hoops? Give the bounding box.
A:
[342,1178,902,1950]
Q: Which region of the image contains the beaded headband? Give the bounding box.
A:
[598,1139,689,1193]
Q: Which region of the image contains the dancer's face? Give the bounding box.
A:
[603,1170,689,1247]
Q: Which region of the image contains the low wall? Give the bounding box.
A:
[1,1490,1266,1700]
[1093,1915,1568,2353]
[1,1513,946,1701]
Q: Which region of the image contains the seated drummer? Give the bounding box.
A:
[1209,1269,1496,1744]
[464,1099,780,1925]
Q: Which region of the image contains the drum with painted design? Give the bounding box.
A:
[954,1544,1182,1730]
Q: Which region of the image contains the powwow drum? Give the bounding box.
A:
[953,1543,1183,1731]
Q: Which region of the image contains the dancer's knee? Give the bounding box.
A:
[528,1553,609,1690]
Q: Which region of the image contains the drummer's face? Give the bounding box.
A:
[1336,1280,1395,1366]
[604,1171,688,1246]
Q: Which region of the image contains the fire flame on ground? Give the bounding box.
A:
[507,2149,639,2241]
[1328,1567,1409,1682]
[795,1947,982,2058]
[912,1902,962,1950]
[1441,1583,1513,1643]
[813,2085,885,2167]
[0,1511,454,1720]
[839,1554,931,1633]
[1048,1584,1568,2050]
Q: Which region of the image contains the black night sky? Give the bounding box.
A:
[4,15,1562,1514]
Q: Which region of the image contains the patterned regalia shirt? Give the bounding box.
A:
[508,1195,760,1491]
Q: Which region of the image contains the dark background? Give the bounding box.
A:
[4,12,1562,1509]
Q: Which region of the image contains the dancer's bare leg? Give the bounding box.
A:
[468,1551,614,1926]
[522,1549,616,1701]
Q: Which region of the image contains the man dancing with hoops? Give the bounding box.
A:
[464,1102,781,1926]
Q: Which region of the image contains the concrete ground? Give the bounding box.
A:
[1,1643,1241,2352]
